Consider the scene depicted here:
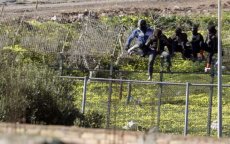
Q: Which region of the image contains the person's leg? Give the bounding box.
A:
[148,50,157,80]
[203,44,213,72]
[184,47,193,60]
[167,39,173,56]
[205,52,214,72]
[198,50,205,62]
[128,44,147,57]
[191,44,198,61]
[137,46,148,57]
[176,45,185,60]
[202,43,210,53]
[171,41,178,56]
[199,41,205,61]
[161,51,172,72]
[127,44,140,55]
[207,52,214,67]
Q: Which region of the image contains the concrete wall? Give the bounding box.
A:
[0,123,230,144]
[0,0,65,3]
[0,0,155,3]
[0,0,16,3]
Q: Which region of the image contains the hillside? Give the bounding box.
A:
[1,0,230,19]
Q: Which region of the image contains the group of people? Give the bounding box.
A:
[125,19,218,81]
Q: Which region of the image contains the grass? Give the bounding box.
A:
[72,72,230,137]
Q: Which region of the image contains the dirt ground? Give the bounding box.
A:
[1,0,230,20]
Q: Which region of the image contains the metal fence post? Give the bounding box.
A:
[119,77,123,100]
[207,70,215,136]
[160,71,163,93]
[82,76,88,113]
[127,82,132,104]
[36,0,39,10]
[184,82,190,136]
[106,79,112,128]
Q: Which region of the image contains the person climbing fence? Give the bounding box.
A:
[190,25,205,62]
[145,28,172,81]
[202,25,218,72]
[125,19,153,57]
[169,27,192,60]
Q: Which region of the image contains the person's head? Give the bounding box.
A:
[175,27,182,36]
[138,19,147,31]
[154,28,162,38]
[192,25,198,35]
[207,25,217,34]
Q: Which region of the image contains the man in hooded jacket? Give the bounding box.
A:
[190,25,205,61]
[125,19,153,56]
[203,25,218,72]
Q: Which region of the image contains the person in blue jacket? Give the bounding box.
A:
[125,19,153,56]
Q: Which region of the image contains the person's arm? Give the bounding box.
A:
[199,33,204,47]
[212,35,218,52]
[161,35,170,51]
[200,34,204,42]
[145,36,153,47]
[207,34,212,46]
[181,33,188,49]
[161,34,169,46]
[125,30,137,50]
[191,35,199,43]
[171,34,177,41]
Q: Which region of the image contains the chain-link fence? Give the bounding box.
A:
[59,74,230,137]
[0,68,229,136]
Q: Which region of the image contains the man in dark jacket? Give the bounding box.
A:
[203,25,218,72]
[190,25,205,61]
[170,27,192,59]
[145,28,172,81]
[125,19,153,56]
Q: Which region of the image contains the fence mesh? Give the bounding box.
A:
[158,84,185,134]
[66,75,230,137]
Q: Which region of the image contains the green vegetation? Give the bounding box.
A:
[0,11,230,137]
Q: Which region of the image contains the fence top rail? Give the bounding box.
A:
[58,76,230,87]
[63,68,230,75]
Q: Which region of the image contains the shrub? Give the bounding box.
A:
[0,46,80,125]
[75,111,105,128]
